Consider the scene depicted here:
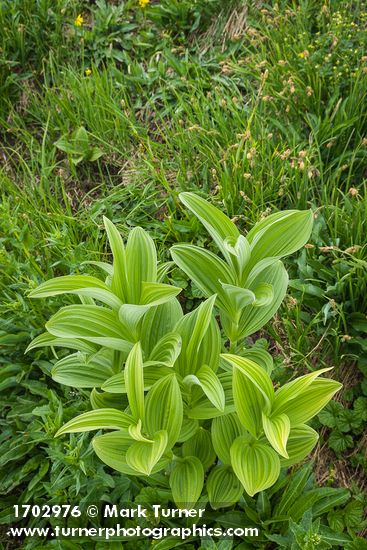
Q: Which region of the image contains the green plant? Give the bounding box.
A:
[27,193,342,507]
[55,126,104,166]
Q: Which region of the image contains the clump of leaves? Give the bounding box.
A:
[54,126,103,165]
[27,193,342,507]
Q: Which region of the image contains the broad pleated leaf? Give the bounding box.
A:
[223,261,288,341]
[157,261,175,282]
[277,378,342,426]
[220,284,256,318]
[144,374,182,447]
[241,348,273,375]
[46,305,134,351]
[92,431,171,475]
[103,217,129,302]
[272,367,333,415]
[140,299,183,356]
[182,428,216,470]
[177,416,199,442]
[184,365,225,412]
[207,465,243,509]
[279,425,319,467]
[55,408,133,436]
[90,388,127,410]
[174,299,221,376]
[170,244,233,300]
[186,295,216,365]
[126,430,168,475]
[52,350,115,388]
[252,283,273,307]
[126,227,157,304]
[25,332,98,354]
[231,438,281,496]
[223,235,251,284]
[211,413,247,464]
[140,282,181,306]
[102,365,173,393]
[223,354,273,406]
[81,260,113,276]
[92,431,136,474]
[169,456,204,508]
[231,364,269,437]
[124,342,144,421]
[188,372,235,419]
[28,275,122,310]
[147,332,182,367]
[262,413,290,458]
[118,303,150,337]
[179,192,239,261]
[128,419,151,442]
[246,210,313,268]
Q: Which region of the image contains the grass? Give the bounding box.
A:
[0,0,366,547]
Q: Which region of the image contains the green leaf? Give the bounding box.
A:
[179,192,239,261]
[157,261,175,282]
[28,275,122,310]
[46,305,134,352]
[124,342,145,421]
[188,372,235,420]
[328,431,353,453]
[230,438,281,497]
[175,298,221,377]
[318,401,344,428]
[262,413,290,458]
[126,227,157,304]
[118,303,151,337]
[92,431,133,469]
[246,210,313,267]
[207,465,243,509]
[222,261,288,341]
[140,282,181,306]
[274,462,313,517]
[182,428,216,470]
[144,374,182,447]
[241,348,273,375]
[170,244,233,301]
[141,299,183,357]
[220,284,256,318]
[147,332,182,367]
[313,488,351,517]
[52,350,115,388]
[186,295,217,366]
[102,365,173,393]
[55,408,133,436]
[103,217,129,302]
[177,416,199,443]
[81,260,113,276]
[126,430,168,476]
[92,431,171,475]
[170,456,204,508]
[223,235,251,283]
[184,365,225,412]
[89,388,125,410]
[272,367,333,415]
[211,413,247,464]
[25,332,98,354]
[279,425,319,467]
[128,419,150,442]
[223,354,273,436]
[275,379,342,426]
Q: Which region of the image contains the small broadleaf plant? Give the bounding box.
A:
[27,194,341,508]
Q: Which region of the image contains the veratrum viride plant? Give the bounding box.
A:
[27,193,341,507]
